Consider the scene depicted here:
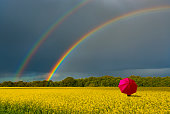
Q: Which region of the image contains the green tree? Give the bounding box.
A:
[62,77,76,87]
[2,81,13,87]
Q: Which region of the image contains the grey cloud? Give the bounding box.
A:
[0,0,170,81]
[60,11,170,72]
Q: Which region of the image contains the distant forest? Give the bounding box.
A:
[0,76,169,87]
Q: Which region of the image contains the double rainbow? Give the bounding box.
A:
[15,0,91,81]
[46,6,170,81]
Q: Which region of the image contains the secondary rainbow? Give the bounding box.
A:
[15,0,91,81]
[47,6,170,81]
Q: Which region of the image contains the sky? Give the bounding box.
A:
[0,0,170,82]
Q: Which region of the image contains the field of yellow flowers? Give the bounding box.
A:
[0,87,169,113]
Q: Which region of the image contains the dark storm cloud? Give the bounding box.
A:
[60,10,170,73]
[0,0,86,73]
[0,0,170,81]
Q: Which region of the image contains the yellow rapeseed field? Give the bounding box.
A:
[0,87,169,114]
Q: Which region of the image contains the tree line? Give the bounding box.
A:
[0,75,169,87]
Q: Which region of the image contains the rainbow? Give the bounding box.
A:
[46,6,170,81]
[15,0,91,81]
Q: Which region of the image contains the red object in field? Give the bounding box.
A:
[118,78,137,95]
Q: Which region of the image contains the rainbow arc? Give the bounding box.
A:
[46,6,170,81]
[15,0,91,81]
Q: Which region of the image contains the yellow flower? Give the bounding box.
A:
[0,87,169,113]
